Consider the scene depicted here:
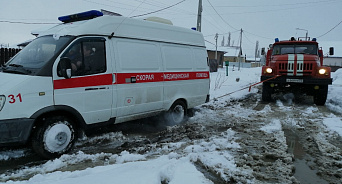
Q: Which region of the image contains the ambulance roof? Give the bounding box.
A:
[38,15,205,47]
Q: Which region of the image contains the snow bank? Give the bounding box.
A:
[5,156,211,184]
[327,68,342,114]
[209,67,260,101]
[2,128,241,184]
[323,118,342,137]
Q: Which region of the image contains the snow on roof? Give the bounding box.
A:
[206,45,240,56]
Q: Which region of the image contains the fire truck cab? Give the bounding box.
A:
[261,37,333,105]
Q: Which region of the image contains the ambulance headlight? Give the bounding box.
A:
[318,68,326,75]
[0,95,5,111]
[265,68,273,74]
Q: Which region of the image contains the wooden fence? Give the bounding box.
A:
[0,48,21,66]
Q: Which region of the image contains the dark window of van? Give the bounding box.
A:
[61,38,106,76]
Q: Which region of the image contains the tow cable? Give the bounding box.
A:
[214,75,280,100]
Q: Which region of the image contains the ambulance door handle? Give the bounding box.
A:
[85,88,99,91]
[85,87,107,91]
[131,77,136,83]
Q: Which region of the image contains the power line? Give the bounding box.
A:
[112,0,148,33]
[0,20,57,25]
[242,31,254,44]
[83,0,147,12]
[316,20,342,38]
[204,30,239,37]
[209,0,340,15]
[216,0,340,8]
[244,30,273,40]
[204,39,215,46]
[130,0,186,18]
[0,1,187,25]
[134,0,195,15]
[206,0,239,31]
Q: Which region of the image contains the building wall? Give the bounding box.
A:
[224,56,246,63]
[227,62,261,68]
[207,50,225,67]
[0,48,21,65]
[323,57,342,67]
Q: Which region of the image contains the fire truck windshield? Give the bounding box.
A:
[272,44,318,55]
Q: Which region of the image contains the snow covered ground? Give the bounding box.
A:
[1,66,341,184]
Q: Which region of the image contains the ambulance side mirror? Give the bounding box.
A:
[59,57,72,79]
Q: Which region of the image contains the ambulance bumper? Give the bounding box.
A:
[0,118,34,146]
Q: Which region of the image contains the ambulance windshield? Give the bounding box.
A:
[3,36,72,75]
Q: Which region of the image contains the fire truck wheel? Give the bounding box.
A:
[32,116,77,159]
[313,85,328,106]
[165,100,187,125]
[262,83,272,102]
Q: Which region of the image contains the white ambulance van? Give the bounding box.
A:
[0,10,209,158]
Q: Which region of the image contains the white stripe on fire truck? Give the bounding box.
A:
[288,54,295,76]
[296,54,304,76]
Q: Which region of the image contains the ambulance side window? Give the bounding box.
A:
[61,38,106,76]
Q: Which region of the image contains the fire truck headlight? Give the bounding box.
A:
[265,68,273,74]
[318,68,326,75]
[0,95,6,111]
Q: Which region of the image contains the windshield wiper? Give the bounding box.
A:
[9,64,24,67]
[2,64,31,75]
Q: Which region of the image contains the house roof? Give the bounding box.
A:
[206,45,240,56]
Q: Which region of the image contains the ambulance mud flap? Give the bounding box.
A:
[0,118,34,145]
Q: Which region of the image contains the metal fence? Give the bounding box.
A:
[0,48,21,66]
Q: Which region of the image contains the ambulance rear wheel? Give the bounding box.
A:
[32,116,77,159]
[313,85,328,106]
[262,83,273,102]
[166,100,187,125]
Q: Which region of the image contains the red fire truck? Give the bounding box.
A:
[261,37,334,105]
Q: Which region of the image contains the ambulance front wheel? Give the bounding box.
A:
[165,100,187,125]
[32,116,77,159]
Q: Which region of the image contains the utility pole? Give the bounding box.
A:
[227,32,231,46]
[255,41,259,62]
[215,33,218,60]
[296,28,308,41]
[196,0,202,32]
[238,28,243,71]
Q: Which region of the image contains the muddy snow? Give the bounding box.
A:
[0,67,341,184]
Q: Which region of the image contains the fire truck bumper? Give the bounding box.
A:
[261,76,332,85]
[0,118,34,146]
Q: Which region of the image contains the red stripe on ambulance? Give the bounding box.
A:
[54,74,112,89]
[54,71,209,89]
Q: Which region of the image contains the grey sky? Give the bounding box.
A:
[0,0,341,57]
